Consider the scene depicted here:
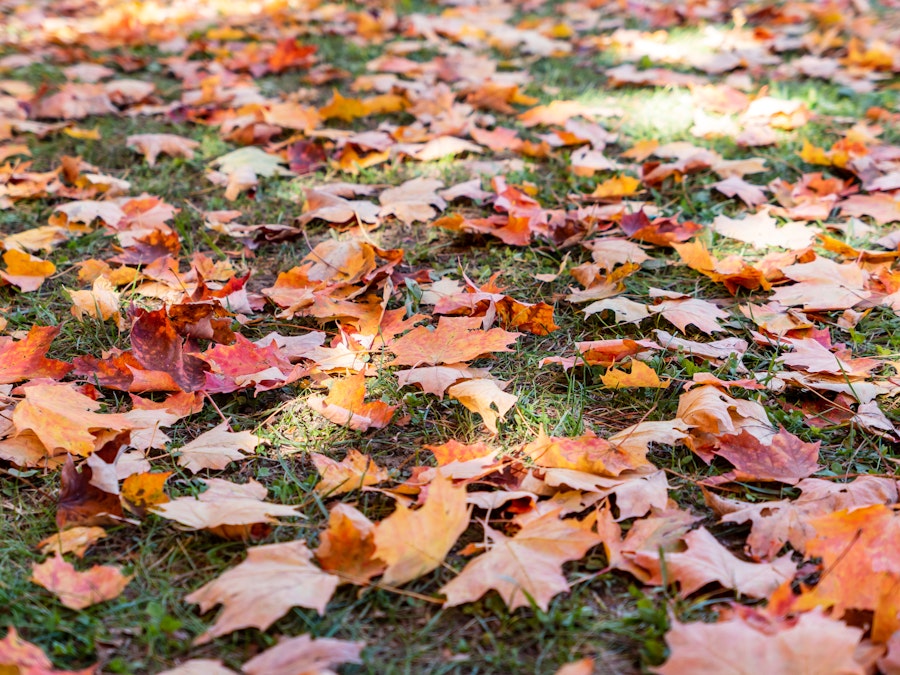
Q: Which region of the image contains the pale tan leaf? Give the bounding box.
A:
[176,421,258,473]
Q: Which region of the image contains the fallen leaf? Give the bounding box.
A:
[378,178,446,224]
[373,474,471,586]
[152,478,299,539]
[0,325,72,384]
[176,421,258,473]
[654,609,867,675]
[447,378,518,434]
[0,249,56,292]
[37,527,107,558]
[522,429,653,477]
[705,428,821,485]
[601,360,670,389]
[312,449,389,496]
[389,316,519,367]
[242,634,365,675]
[440,510,602,611]
[127,134,199,166]
[0,626,97,675]
[315,503,386,584]
[186,540,339,645]
[307,372,396,432]
[31,555,131,610]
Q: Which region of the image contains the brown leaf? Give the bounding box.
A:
[186,540,339,645]
[57,455,124,529]
[129,307,210,392]
[126,133,199,166]
[31,555,131,610]
[378,177,446,225]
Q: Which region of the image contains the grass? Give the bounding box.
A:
[1,0,899,673]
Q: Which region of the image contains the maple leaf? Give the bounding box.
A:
[129,307,210,392]
[676,385,774,461]
[648,291,729,335]
[704,428,821,486]
[0,325,72,383]
[31,555,131,610]
[601,360,670,389]
[522,429,653,477]
[37,526,107,558]
[711,175,768,207]
[0,249,56,292]
[56,455,124,528]
[0,626,97,675]
[373,474,471,586]
[295,187,380,229]
[389,316,519,367]
[776,337,878,377]
[202,334,302,395]
[307,372,396,432]
[311,449,389,496]
[67,276,124,328]
[771,257,870,311]
[654,610,868,675]
[707,475,899,561]
[379,178,446,225]
[120,471,171,513]
[840,193,900,225]
[12,383,132,457]
[711,209,817,249]
[315,503,386,584]
[186,540,340,645]
[242,634,365,675]
[152,478,299,539]
[155,660,236,675]
[632,527,796,598]
[126,134,199,166]
[396,364,492,398]
[175,421,258,473]
[440,510,602,611]
[447,377,517,434]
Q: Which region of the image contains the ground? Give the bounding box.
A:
[1,0,900,673]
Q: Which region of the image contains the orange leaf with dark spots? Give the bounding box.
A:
[121,471,171,513]
[0,325,71,384]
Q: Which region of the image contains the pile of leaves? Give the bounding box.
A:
[2,0,900,672]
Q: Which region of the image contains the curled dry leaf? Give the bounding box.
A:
[186,540,339,645]
[315,503,386,584]
[307,372,396,432]
[447,377,517,434]
[37,526,107,559]
[312,448,388,496]
[31,555,131,610]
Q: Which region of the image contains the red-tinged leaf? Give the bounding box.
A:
[389,316,519,367]
[307,372,396,432]
[109,229,181,265]
[72,351,182,393]
[311,449,389,496]
[202,334,301,394]
[13,383,132,457]
[521,430,652,477]
[0,325,71,383]
[620,210,702,246]
[286,139,326,174]
[130,307,210,392]
[704,428,821,486]
[31,555,131,610]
